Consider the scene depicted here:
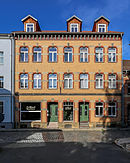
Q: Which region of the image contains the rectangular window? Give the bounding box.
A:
[128,83,130,95]
[26,23,34,32]
[20,74,28,89]
[70,23,78,32]
[109,74,116,88]
[33,74,41,89]
[64,74,73,89]
[80,47,88,62]
[96,74,104,89]
[95,47,103,62]
[20,102,41,121]
[108,48,116,62]
[0,101,3,114]
[0,52,4,64]
[20,47,28,62]
[0,76,4,88]
[96,102,103,116]
[33,47,41,62]
[49,74,57,89]
[108,102,116,116]
[64,47,73,62]
[98,24,106,32]
[49,47,57,62]
[63,102,73,121]
[80,74,88,89]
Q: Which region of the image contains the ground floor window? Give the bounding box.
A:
[20,102,41,121]
[108,102,116,116]
[95,102,103,116]
[63,102,73,121]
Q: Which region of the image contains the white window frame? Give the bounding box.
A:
[20,47,28,62]
[95,47,103,62]
[80,47,88,62]
[26,23,34,32]
[33,74,41,89]
[64,47,73,62]
[0,76,4,88]
[108,74,116,89]
[48,74,57,89]
[108,102,116,117]
[64,74,73,89]
[98,24,106,32]
[0,101,3,114]
[108,48,116,62]
[0,51,4,64]
[49,47,57,62]
[95,102,104,117]
[20,74,28,89]
[33,47,41,62]
[96,74,104,89]
[20,102,41,122]
[70,23,79,32]
[80,74,88,89]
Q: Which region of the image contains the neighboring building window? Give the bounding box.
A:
[20,47,28,62]
[98,24,106,32]
[20,102,41,121]
[108,74,116,89]
[70,23,78,32]
[80,74,88,89]
[64,74,73,89]
[95,47,103,62]
[33,47,41,62]
[20,74,28,89]
[80,47,88,62]
[108,102,116,116]
[108,48,116,62]
[96,74,104,89]
[0,52,4,64]
[64,47,73,62]
[48,74,57,89]
[63,102,73,121]
[128,83,130,95]
[33,74,41,89]
[96,102,103,116]
[0,102,3,114]
[0,76,4,88]
[26,23,34,32]
[49,47,57,62]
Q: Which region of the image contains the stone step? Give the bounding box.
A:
[80,122,89,128]
[47,122,58,129]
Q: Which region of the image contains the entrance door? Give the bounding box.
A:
[79,103,89,122]
[49,104,58,122]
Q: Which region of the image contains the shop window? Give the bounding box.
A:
[64,47,73,62]
[108,48,116,62]
[0,52,4,64]
[80,74,88,89]
[95,102,103,116]
[0,76,4,88]
[49,47,57,62]
[48,74,57,89]
[20,74,28,89]
[33,74,41,89]
[33,47,41,62]
[95,74,104,89]
[20,102,41,121]
[95,47,103,62]
[108,74,116,88]
[20,47,28,62]
[64,74,73,89]
[80,47,88,62]
[108,102,116,116]
[63,102,73,121]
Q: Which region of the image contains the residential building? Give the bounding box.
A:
[13,15,123,128]
[123,60,130,126]
[0,34,14,128]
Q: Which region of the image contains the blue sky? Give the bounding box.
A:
[0,0,130,59]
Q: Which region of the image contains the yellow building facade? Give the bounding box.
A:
[13,15,123,128]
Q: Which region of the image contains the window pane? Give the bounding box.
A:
[69,53,72,62]
[49,53,52,62]
[49,79,52,88]
[64,53,68,62]
[64,79,68,88]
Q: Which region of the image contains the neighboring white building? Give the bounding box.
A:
[0,34,14,128]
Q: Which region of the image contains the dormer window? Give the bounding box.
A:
[98,24,106,32]
[70,23,78,32]
[26,23,34,32]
